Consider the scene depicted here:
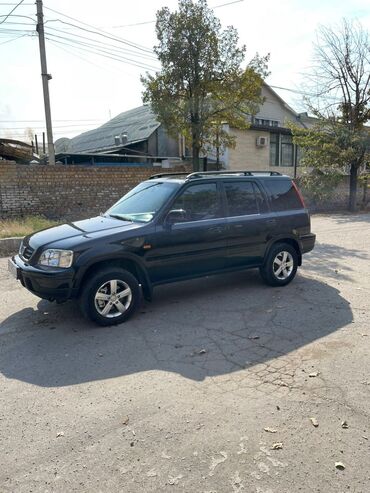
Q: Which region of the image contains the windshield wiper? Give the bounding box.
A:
[108,214,133,222]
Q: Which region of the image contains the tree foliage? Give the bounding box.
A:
[141,0,269,170]
[290,20,370,211]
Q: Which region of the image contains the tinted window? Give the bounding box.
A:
[265,179,302,211]
[225,181,259,216]
[172,183,222,221]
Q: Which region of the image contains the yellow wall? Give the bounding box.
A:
[228,129,297,177]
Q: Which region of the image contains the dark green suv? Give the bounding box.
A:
[9,171,315,326]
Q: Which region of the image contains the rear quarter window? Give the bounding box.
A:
[264,179,302,211]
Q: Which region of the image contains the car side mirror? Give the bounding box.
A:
[165,209,187,226]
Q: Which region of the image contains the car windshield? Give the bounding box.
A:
[106,181,179,223]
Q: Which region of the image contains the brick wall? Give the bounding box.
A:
[0,162,365,219]
[0,163,189,220]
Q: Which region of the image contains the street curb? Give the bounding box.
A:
[0,237,22,258]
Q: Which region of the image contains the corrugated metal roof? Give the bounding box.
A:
[56,105,160,153]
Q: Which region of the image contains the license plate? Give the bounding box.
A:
[8,258,20,280]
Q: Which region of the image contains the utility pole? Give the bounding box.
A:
[36,0,55,165]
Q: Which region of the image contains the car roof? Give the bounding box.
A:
[147,171,291,183]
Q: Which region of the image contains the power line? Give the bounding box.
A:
[0,0,25,25]
[0,32,27,44]
[45,25,158,62]
[0,13,35,22]
[1,119,103,122]
[213,0,245,8]
[269,84,341,102]
[109,0,245,28]
[47,38,133,77]
[45,35,159,72]
[44,31,159,70]
[43,6,153,53]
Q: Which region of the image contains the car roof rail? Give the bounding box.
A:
[186,170,282,179]
[149,170,283,180]
[149,172,190,179]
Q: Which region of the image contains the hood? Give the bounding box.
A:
[26,215,139,250]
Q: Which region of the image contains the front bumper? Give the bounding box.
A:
[9,255,76,302]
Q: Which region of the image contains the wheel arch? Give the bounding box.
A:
[76,255,153,300]
[265,237,302,266]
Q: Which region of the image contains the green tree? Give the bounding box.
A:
[141,0,268,171]
[290,20,370,211]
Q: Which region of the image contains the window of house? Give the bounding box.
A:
[255,118,279,127]
[172,183,222,221]
[270,133,279,166]
[269,133,299,168]
[281,134,294,167]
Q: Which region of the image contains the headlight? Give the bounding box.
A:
[38,249,74,268]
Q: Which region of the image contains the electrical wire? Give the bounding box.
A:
[1,119,103,122]
[0,0,25,24]
[44,25,158,62]
[0,13,35,22]
[43,6,153,54]
[0,31,27,44]
[108,0,245,28]
[47,37,146,79]
[44,31,160,70]
[44,35,159,72]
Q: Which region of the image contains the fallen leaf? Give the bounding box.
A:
[272,442,283,450]
[56,431,64,438]
[309,372,320,378]
[335,462,345,470]
[264,427,277,433]
[122,416,129,426]
[341,420,348,429]
[310,417,319,427]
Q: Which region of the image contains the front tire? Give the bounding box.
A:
[260,243,298,287]
[80,268,141,326]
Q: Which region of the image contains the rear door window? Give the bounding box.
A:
[172,183,222,221]
[264,179,302,211]
[225,181,266,216]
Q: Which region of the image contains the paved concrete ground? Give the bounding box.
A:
[0,213,369,493]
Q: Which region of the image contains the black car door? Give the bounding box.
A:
[224,180,273,268]
[146,181,229,283]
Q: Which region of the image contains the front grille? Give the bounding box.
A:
[20,244,34,261]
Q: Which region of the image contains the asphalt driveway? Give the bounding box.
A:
[0,213,369,492]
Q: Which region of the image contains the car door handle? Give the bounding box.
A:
[207,226,224,234]
[266,219,277,225]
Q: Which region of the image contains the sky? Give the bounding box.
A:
[1,0,370,142]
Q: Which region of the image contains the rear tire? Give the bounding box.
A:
[260,243,298,287]
[80,268,141,326]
